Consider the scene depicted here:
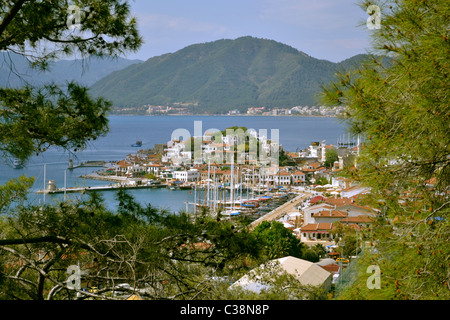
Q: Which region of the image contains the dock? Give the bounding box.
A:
[36,183,167,194]
[248,192,311,230]
[69,160,109,169]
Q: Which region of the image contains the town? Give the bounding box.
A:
[69,127,376,287]
[111,104,346,117]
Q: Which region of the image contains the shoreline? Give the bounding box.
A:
[107,113,343,119]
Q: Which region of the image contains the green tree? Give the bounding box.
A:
[252,221,304,260]
[0,0,142,161]
[315,176,329,186]
[324,147,338,168]
[278,148,295,166]
[322,0,449,300]
[329,222,358,257]
[0,190,261,300]
[311,243,328,259]
[0,175,34,213]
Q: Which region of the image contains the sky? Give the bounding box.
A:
[125,0,374,63]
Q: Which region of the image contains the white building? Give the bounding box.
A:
[231,256,332,294]
[173,169,200,182]
[291,171,306,184]
[274,171,291,185]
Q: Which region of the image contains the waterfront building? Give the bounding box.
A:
[291,171,306,185]
[173,169,200,182]
[274,171,291,185]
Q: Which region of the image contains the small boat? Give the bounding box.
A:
[13,158,23,169]
[242,200,260,208]
[242,202,259,208]
[222,209,241,216]
[131,140,143,147]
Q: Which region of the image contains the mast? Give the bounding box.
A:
[64,169,67,201]
[207,161,210,208]
[194,183,197,215]
[213,166,216,213]
[43,164,46,205]
[239,172,242,202]
[231,161,234,210]
[252,166,255,200]
[247,169,250,200]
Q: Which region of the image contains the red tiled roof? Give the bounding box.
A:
[312,210,348,218]
[340,215,375,224]
[301,223,333,232]
[309,196,325,204]
[324,197,354,206]
[117,160,132,168]
[320,264,340,273]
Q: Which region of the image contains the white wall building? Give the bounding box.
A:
[173,169,200,182]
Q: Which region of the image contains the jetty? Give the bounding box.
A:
[248,191,311,230]
[36,176,167,195]
[79,173,130,183]
[36,182,166,194]
[68,160,109,169]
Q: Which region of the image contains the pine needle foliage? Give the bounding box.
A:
[322,0,449,300]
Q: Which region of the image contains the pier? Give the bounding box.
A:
[248,191,311,230]
[68,160,109,170]
[36,183,166,194]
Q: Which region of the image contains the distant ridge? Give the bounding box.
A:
[0,53,142,88]
[88,36,371,114]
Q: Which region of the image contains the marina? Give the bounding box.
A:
[35,168,303,225]
[1,115,348,214]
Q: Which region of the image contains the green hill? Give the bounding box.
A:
[89,36,371,114]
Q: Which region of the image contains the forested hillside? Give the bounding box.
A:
[90,37,371,114]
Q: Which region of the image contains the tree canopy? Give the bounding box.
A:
[0,0,142,162]
[0,190,263,300]
[322,0,449,299]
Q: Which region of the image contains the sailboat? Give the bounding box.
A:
[222,162,241,216]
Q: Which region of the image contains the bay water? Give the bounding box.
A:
[1,115,349,213]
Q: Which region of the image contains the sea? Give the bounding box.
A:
[0,115,349,213]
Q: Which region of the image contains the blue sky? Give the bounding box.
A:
[126,0,373,63]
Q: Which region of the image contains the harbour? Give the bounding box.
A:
[35,165,306,226]
[2,115,348,214]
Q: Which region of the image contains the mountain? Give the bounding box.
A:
[0,53,142,88]
[89,37,371,114]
